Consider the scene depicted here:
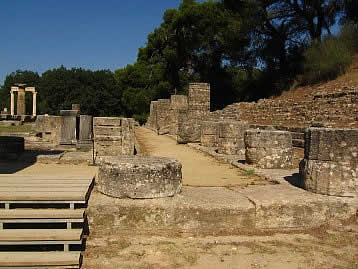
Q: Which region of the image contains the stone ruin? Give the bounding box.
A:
[9,84,37,117]
[97,156,182,198]
[93,117,135,157]
[300,127,358,197]
[244,129,293,169]
[35,104,93,148]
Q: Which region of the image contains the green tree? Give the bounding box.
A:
[1,70,40,114]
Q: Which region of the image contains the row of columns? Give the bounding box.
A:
[10,86,37,117]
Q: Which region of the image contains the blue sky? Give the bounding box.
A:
[0,0,183,84]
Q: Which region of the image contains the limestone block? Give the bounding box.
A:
[177,111,201,144]
[93,126,122,136]
[300,158,358,197]
[217,137,246,156]
[59,110,80,117]
[246,147,293,169]
[93,117,122,126]
[170,95,188,110]
[79,115,92,141]
[60,116,77,145]
[95,140,123,157]
[244,129,293,169]
[219,121,249,138]
[304,127,358,163]
[245,129,292,148]
[97,156,182,199]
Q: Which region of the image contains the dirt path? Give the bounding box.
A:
[135,127,265,187]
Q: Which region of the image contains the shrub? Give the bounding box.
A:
[301,24,358,84]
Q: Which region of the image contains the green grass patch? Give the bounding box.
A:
[0,125,34,133]
[240,169,256,177]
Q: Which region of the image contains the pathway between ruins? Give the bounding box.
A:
[136,127,257,186]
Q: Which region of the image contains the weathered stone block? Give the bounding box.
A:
[79,115,93,142]
[177,111,201,144]
[217,137,246,155]
[97,156,182,199]
[93,117,122,126]
[300,159,358,197]
[245,129,292,148]
[219,120,249,138]
[246,147,293,169]
[244,129,293,169]
[170,95,188,110]
[304,127,358,162]
[93,117,135,157]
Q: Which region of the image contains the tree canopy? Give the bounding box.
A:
[1,0,354,122]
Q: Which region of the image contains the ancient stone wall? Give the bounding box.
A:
[156,99,171,134]
[200,121,220,148]
[245,129,293,169]
[93,117,135,157]
[176,110,201,144]
[300,127,358,197]
[187,83,210,119]
[169,95,188,136]
[35,115,63,144]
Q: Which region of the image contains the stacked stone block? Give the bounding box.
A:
[156,99,171,134]
[147,101,158,130]
[176,110,202,144]
[217,120,250,156]
[169,95,188,136]
[187,83,210,119]
[200,121,220,148]
[245,129,293,169]
[300,127,358,197]
[93,117,135,157]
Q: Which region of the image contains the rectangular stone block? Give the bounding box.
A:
[60,116,77,145]
[94,117,122,126]
[219,121,249,138]
[177,111,201,144]
[95,140,123,156]
[170,95,188,110]
[94,126,122,136]
[305,128,358,162]
[79,115,93,141]
[300,158,358,197]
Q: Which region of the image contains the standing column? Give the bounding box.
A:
[16,89,26,116]
[32,92,37,116]
[10,91,15,116]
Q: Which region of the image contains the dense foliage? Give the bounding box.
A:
[1,0,356,121]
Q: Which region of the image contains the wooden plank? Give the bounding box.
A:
[0,180,92,185]
[0,251,81,267]
[0,192,86,201]
[0,187,88,192]
[0,182,90,188]
[0,209,85,219]
[0,229,82,241]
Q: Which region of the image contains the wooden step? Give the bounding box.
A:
[0,209,85,229]
[0,209,85,219]
[0,251,81,268]
[0,229,82,242]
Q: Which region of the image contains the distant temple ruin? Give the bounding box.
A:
[10,84,37,117]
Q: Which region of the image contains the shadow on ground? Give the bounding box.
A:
[283,173,302,188]
[0,150,64,174]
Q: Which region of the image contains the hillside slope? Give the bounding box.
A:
[212,56,358,128]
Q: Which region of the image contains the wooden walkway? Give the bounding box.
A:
[0,174,95,268]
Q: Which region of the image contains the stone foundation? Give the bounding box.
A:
[245,129,293,169]
[97,156,182,199]
[300,127,358,197]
